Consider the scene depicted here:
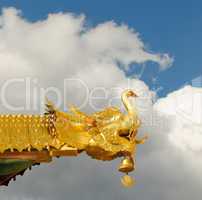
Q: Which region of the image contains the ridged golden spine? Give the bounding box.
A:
[0,114,56,153]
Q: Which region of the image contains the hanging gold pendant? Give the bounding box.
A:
[121,174,135,188]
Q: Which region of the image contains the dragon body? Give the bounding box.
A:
[0,90,147,187]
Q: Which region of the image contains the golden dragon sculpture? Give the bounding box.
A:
[0,89,147,187]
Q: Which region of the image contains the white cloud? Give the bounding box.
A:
[0,7,172,114]
[154,86,202,152]
[0,7,172,77]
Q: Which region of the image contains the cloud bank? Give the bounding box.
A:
[0,7,173,114]
[154,86,202,152]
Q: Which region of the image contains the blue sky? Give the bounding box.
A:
[0,0,201,97]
